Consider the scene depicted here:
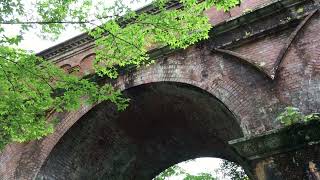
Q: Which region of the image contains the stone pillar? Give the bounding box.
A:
[230,120,320,180]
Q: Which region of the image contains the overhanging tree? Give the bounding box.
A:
[0,0,241,149]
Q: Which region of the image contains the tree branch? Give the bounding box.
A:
[0,14,121,25]
[0,55,55,90]
[0,63,16,92]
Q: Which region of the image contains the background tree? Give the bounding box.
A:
[153,159,249,180]
[0,0,241,149]
[153,164,217,180]
[218,160,249,180]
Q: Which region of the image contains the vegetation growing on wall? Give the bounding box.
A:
[276,107,320,126]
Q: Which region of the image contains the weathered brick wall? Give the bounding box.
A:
[0,0,319,179]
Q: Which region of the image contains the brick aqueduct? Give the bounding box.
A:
[1,0,320,179]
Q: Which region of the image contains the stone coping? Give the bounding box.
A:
[229,119,320,160]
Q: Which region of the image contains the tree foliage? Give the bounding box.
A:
[0,0,241,149]
[153,159,250,180]
[0,46,128,149]
[153,164,217,180]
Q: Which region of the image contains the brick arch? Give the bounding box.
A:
[37,81,250,179]
[78,53,95,76]
[9,54,263,179]
[60,64,72,73]
[0,1,318,179]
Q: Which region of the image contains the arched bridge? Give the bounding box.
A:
[0,0,319,179]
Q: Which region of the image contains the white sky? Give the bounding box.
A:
[18,27,81,52]
[174,158,227,180]
[153,157,230,180]
[8,1,232,179]
[9,0,153,52]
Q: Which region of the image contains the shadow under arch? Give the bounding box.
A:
[36,82,250,180]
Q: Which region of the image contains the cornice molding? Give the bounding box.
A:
[37,0,318,65]
[36,0,181,60]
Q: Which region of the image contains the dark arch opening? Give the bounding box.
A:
[37,82,246,180]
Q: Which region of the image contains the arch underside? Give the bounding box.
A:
[37,82,244,180]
